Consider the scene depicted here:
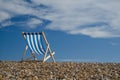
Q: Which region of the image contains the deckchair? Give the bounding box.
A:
[21,32,56,63]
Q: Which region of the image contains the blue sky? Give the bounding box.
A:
[0,0,120,62]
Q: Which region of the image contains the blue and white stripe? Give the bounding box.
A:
[34,34,43,55]
[38,34,46,54]
[25,33,46,55]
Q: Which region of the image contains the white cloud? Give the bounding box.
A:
[69,26,120,38]
[0,0,120,38]
[27,18,42,29]
[0,11,11,22]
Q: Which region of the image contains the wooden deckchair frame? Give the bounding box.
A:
[21,32,56,63]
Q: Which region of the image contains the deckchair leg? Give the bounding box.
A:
[44,52,55,62]
[21,45,28,61]
[43,46,49,63]
[22,45,37,61]
[50,52,56,63]
[48,47,56,63]
[42,32,56,63]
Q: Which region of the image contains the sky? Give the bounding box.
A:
[0,0,120,62]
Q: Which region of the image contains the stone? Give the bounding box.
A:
[33,76,39,80]
[0,75,2,79]
[0,61,120,79]
[27,76,33,80]
[16,78,23,80]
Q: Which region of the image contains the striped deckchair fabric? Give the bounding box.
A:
[21,32,56,63]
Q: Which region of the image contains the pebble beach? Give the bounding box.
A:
[0,61,120,80]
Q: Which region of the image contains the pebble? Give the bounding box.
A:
[0,61,120,80]
[0,75,2,78]
[33,76,39,80]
